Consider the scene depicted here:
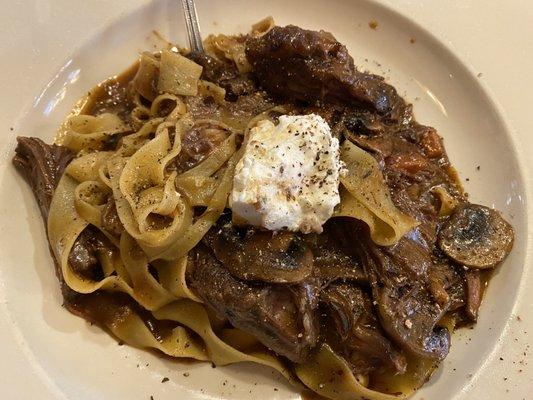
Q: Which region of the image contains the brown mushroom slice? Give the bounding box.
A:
[438,204,514,269]
[347,219,451,360]
[204,222,314,283]
[377,284,451,361]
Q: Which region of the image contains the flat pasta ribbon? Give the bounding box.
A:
[59,113,130,152]
[335,141,418,246]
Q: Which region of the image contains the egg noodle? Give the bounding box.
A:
[47,18,423,399]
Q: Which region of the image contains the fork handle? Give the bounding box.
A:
[181,0,204,53]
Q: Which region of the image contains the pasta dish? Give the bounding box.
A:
[13,18,514,399]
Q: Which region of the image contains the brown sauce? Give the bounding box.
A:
[79,62,139,117]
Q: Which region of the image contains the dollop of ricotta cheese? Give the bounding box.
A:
[230,114,344,233]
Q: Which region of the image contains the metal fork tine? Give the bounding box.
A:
[181,0,204,53]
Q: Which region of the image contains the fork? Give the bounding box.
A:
[180,0,204,53]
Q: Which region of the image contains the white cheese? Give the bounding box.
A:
[230,114,344,233]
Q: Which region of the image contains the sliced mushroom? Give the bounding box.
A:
[377,284,450,360]
[438,204,514,269]
[349,220,451,360]
[204,221,314,283]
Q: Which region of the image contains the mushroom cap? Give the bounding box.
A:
[438,204,514,269]
[208,223,314,283]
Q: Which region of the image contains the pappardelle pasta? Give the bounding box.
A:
[13,18,514,400]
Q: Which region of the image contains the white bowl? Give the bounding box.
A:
[0,0,531,399]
